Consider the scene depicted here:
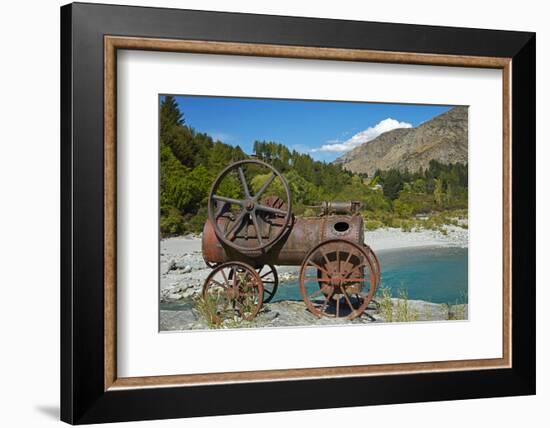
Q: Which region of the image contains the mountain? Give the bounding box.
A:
[334,106,468,176]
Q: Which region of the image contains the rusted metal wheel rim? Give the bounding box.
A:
[363,244,381,291]
[256,264,278,303]
[202,261,264,323]
[299,239,376,320]
[207,159,293,253]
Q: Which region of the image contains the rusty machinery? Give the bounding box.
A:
[201,159,381,322]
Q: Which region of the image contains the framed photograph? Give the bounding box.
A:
[60,2,535,424]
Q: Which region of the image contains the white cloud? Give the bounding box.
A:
[312,118,413,153]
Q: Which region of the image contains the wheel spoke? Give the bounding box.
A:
[346,262,368,278]
[226,211,247,240]
[344,251,353,267]
[253,173,276,200]
[304,276,331,282]
[319,291,332,314]
[232,269,241,288]
[213,195,243,206]
[214,203,225,218]
[307,260,331,277]
[342,288,356,313]
[237,167,251,198]
[320,250,331,269]
[256,204,287,216]
[251,214,263,246]
[210,279,228,290]
[220,268,231,288]
[256,265,278,304]
[308,288,325,300]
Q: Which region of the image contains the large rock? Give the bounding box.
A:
[160,259,176,275]
[173,262,192,273]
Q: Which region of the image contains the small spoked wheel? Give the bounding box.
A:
[299,239,376,320]
[207,160,293,253]
[202,262,264,325]
[256,264,278,303]
[230,264,278,303]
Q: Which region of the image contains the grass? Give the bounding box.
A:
[395,289,420,322]
[194,293,225,329]
[444,290,468,320]
[444,303,467,320]
[234,272,261,320]
[377,287,470,322]
[453,304,468,320]
[377,287,419,323]
[378,287,394,322]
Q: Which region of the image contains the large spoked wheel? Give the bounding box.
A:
[363,244,381,293]
[299,239,376,320]
[202,262,264,324]
[207,160,293,253]
[256,264,279,303]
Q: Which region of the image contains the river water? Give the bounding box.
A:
[160,246,468,312]
[272,246,468,305]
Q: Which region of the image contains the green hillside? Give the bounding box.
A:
[160,96,468,236]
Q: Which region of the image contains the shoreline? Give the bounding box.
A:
[365,225,468,252]
[160,225,467,301]
[162,223,468,254]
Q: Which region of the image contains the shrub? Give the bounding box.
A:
[160,205,184,236]
[186,205,208,234]
[364,219,383,230]
[394,200,414,218]
[194,294,224,329]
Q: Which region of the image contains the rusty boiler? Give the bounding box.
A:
[202,200,365,267]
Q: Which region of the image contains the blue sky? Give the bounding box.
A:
[164,95,452,162]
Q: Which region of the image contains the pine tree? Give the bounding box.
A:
[434,178,444,206]
[383,169,403,200]
[160,95,184,135]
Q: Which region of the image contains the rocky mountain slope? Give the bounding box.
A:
[334,106,468,175]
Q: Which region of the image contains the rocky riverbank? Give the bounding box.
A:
[159,225,468,331]
[160,298,468,331]
[160,239,298,303]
